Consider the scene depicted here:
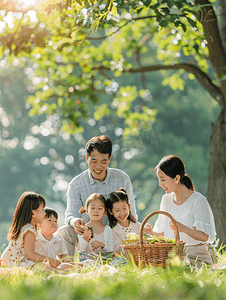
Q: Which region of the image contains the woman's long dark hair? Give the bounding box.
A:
[7,191,46,241]
[106,188,137,228]
[155,155,195,191]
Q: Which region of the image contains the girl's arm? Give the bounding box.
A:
[169,221,208,242]
[77,229,91,251]
[24,231,57,267]
[104,226,114,252]
[112,229,123,253]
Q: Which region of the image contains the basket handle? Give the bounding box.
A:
[139,211,180,247]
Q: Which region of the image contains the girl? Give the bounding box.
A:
[151,155,217,265]
[78,193,114,253]
[107,188,151,253]
[1,191,57,269]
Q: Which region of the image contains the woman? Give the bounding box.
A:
[150,155,217,265]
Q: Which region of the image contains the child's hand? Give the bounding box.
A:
[48,257,57,268]
[91,240,105,251]
[143,223,153,236]
[83,227,92,242]
[55,258,62,267]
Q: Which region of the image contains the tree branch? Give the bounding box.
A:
[87,16,157,41]
[135,47,146,90]
[95,62,224,106]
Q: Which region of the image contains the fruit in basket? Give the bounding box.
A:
[147,235,176,244]
[126,232,139,240]
[143,233,152,239]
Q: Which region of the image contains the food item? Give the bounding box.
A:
[126,232,139,240]
[143,233,151,239]
[124,233,178,245]
[146,235,176,244]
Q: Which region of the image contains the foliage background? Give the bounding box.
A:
[0,0,222,248]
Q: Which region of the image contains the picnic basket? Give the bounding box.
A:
[121,211,185,268]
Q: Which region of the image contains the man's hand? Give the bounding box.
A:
[91,240,105,251]
[70,218,85,235]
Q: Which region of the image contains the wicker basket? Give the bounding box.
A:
[121,211,185,268]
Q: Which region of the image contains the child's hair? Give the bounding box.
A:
[154,155,195,191]
[106,188,137,228]
[85,193,106,210]
[8,191,46,241]
[44,207,58,220]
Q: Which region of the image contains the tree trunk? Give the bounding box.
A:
[196,0,226,245]
[219,0,226,51]
[206,107,226,245]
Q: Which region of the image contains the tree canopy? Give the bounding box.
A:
[1,0,226,243]
[1,0,224,135]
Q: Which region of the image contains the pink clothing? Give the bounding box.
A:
[78,225,114,253]
[112,221,141,252]
[1,224,37,269]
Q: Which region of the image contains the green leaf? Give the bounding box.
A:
[57,38,74,47]
[112,5,117,17]
[181,23,187,32]
[187,17,196,28]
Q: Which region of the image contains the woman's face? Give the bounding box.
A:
[156,168,178,194]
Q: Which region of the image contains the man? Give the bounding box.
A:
[57,135,137,257]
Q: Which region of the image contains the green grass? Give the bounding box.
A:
[1,252,226,300]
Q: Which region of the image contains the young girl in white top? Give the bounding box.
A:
[107,188,142,254]
[151,155,216,265]
[78,193,114,253]
[1,191,57,269]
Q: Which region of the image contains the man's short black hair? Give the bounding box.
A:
[86,135,112,158]
[44,207,58,220]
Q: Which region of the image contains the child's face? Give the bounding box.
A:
[32,203,45,225]
[110,201,131,227]
[87,198,106,222]
[40,214,58,236]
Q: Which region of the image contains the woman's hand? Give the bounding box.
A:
[83,227,92,242]
[143,223,153,235]
[169,221,188,233]
[169,220,208,242]
[169,220,184,233]
[91,240,105,251]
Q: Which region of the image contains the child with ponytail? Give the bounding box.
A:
[107,188,151,253]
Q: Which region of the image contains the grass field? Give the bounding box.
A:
[1,251,226,300]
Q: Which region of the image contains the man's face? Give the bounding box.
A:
[86,149,111,182]
[40,214,58,236]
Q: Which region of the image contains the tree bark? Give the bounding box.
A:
[219,0,226,51]
[198,0,226,244]
[196,0,226,101]
[206,109,226,244]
